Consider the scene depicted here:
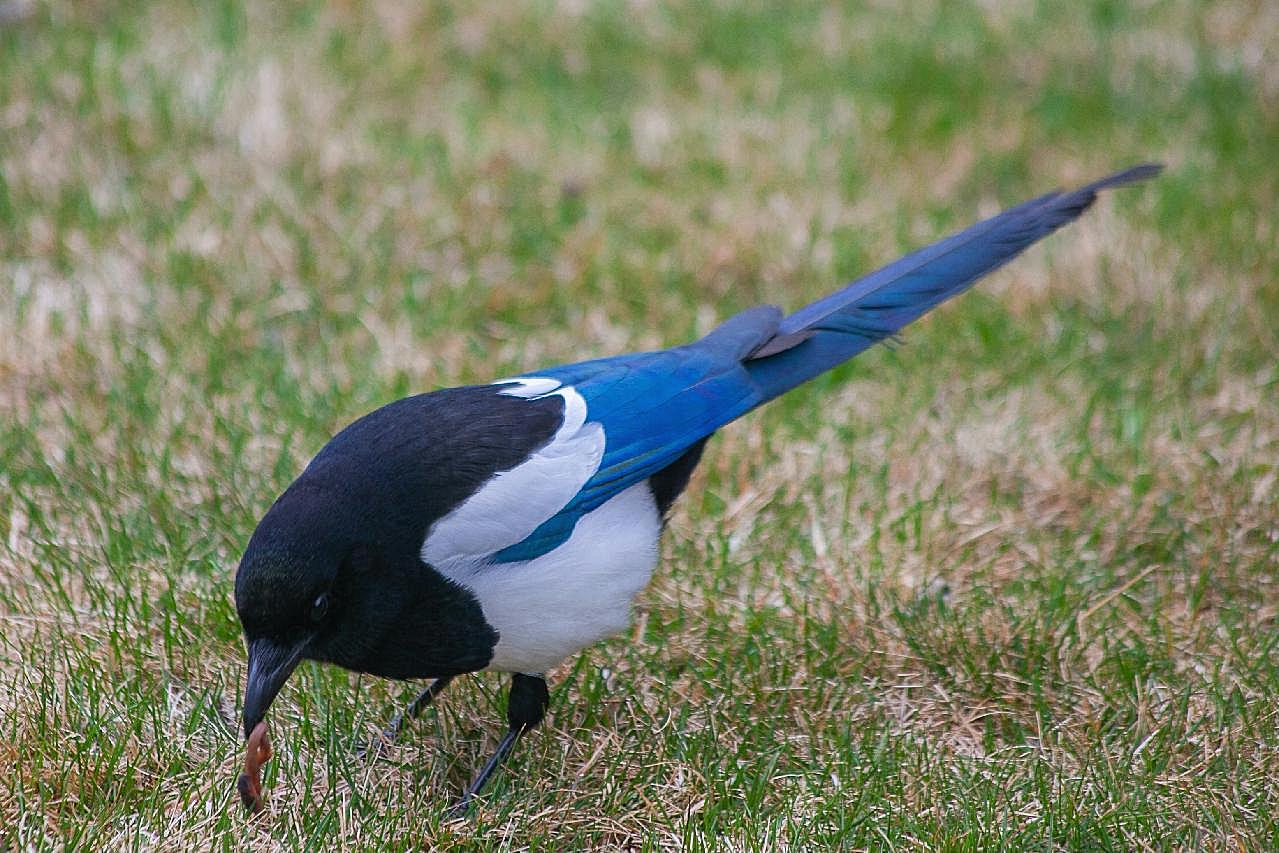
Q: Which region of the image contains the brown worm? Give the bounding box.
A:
[237,721,272,814]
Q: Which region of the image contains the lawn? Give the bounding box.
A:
[1,1,1276,849]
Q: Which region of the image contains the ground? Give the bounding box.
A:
[1,1,1277,849]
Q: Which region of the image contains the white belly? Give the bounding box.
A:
[441,481,663,674]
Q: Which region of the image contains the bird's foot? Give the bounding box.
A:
[444,727,521,817]
[356,676,454,759]
[443,673,549,817]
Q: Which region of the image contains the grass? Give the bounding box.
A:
[1,0,1276,848]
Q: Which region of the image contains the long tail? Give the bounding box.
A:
[742,163,1162,401]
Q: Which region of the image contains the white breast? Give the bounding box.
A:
[435,481,663,674]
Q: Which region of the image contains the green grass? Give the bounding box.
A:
[2,0,1276,848]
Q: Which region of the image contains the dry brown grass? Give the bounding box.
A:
[1,0,1276,848]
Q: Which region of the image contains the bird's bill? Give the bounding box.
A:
[242,636,305,739]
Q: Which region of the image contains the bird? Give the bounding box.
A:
[234,163,1160,812]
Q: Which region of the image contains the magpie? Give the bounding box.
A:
[234,164,1160,811]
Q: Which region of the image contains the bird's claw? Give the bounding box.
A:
[445,793,475,819]
[354,722,401,761]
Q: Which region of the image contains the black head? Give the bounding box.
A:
[234,480,380,739]
[233,478,497,741]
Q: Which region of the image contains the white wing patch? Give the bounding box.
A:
[494,375,560,398]
[420,377,605,572]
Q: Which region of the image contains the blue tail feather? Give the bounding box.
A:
[742,163,1161,402]
[491,165,1160,563]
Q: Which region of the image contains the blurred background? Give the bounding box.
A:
[1,1,1275,848]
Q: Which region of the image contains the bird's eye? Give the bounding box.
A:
[310,594,330,625]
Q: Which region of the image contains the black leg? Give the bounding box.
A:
[358,675,454,758]
[448,673,549,816]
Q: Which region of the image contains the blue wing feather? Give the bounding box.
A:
[491,344,769,562]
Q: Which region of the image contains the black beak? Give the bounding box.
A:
[243,637,305,739]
